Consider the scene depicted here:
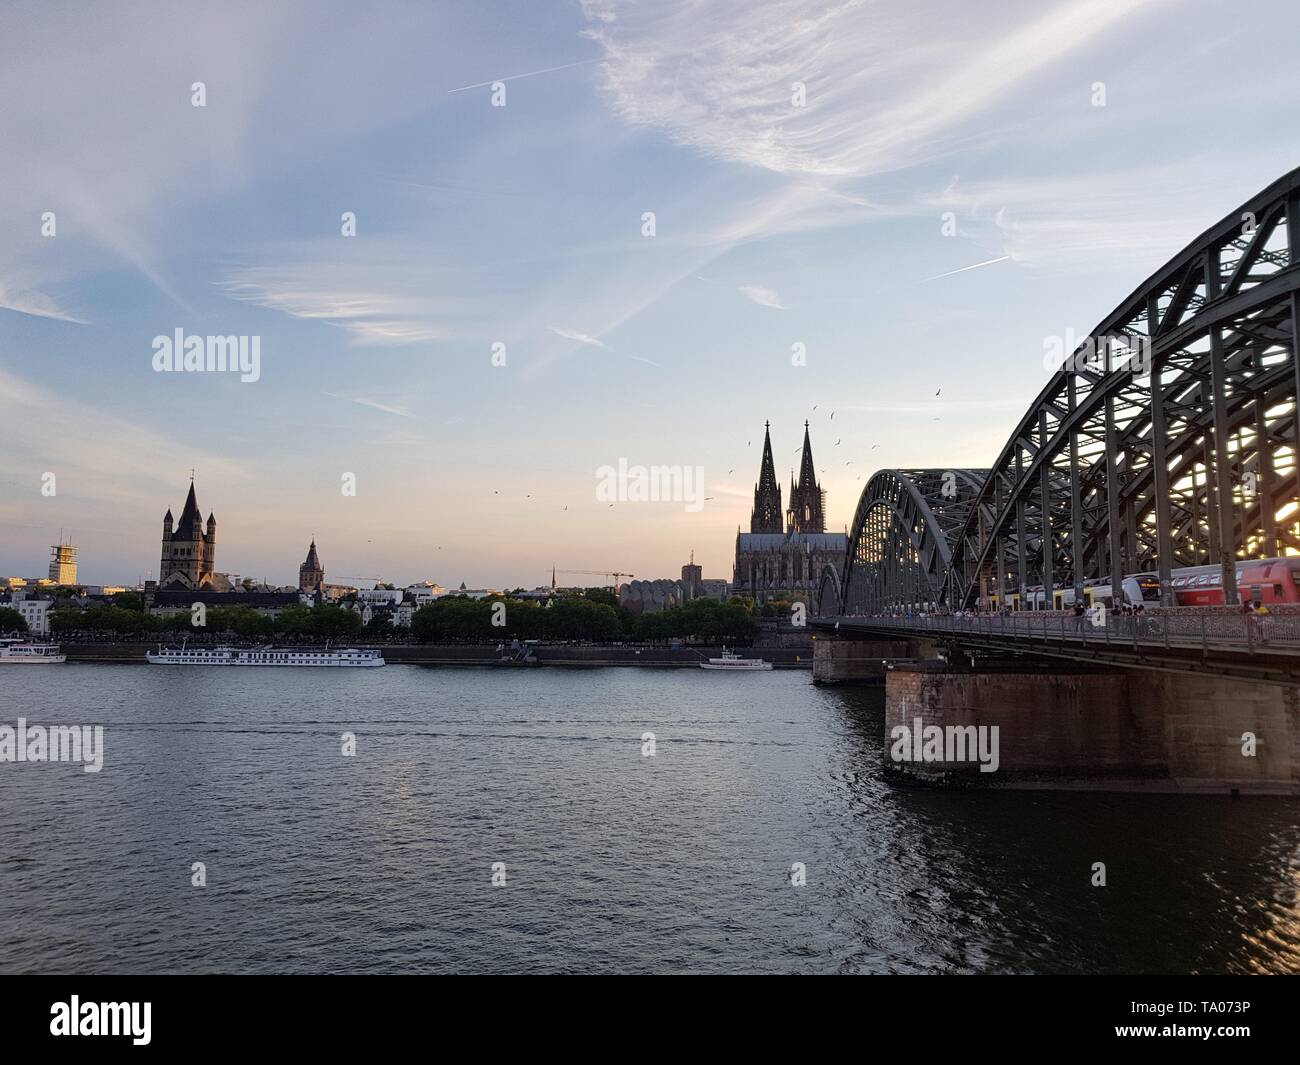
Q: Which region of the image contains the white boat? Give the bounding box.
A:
[146,645,385,667]
[0,638,67,664]
[700,649,772,671]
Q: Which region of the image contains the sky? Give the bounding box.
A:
[2,0,1300,588]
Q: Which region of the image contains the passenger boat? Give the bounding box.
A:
[145,645,385,667]
[0,638,67,664]
[700,649,773,671]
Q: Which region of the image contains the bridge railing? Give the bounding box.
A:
[831,610,1300,653]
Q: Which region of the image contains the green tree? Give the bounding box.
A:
[276,605,313,634]
[48,608,85,635]
[0,606,29,634]
[304,603,363,637]
[111,591,145,612]
[364,611,395,636]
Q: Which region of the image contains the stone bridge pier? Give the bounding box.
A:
[811,633,915,683]
[814,633,1300,793]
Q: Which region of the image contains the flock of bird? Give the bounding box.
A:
[480,388,947,510]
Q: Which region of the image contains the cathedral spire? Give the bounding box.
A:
[750,421,783,533]
[791,420,826,532]
[798,420,817,488]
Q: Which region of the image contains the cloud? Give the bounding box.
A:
[219,245,480,346]
[549,326,609,348]
[581,0,1172,177]
[0,282,90,325]
[323,392,414,418]
[547,325,661,368]
[917,157,1283,269]
[737,283,786,309]
[0,365,244,509]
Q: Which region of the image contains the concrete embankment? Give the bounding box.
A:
[59,643,812,668]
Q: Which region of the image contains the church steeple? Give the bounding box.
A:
[299,539,324,593]
[159,476,216,589]
[790,421,826,532]
[750,421,783,533]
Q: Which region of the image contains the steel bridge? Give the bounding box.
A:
[817,167,1300,621]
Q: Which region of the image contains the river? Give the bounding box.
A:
[1,664,1296,973]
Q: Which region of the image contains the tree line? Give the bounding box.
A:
[13,591,766,644]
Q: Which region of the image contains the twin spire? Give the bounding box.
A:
[750,421,825,534]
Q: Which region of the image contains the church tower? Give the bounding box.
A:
[158,478,216,589]
[789,421,826,533]
[299,540,324,593]
[749,421,784,533]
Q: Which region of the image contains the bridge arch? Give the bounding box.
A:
[841,469,987,614]
[944,168,1300,609]
[815,562,842,616]
[837,168,1300,613]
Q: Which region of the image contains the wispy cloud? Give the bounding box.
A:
[0,365,243,509]
[549,326,609,348]
[548,325,661,367]
[218,246,480,346]
[737,283,787,309]
[0,282,90,325]
[446,58,603,93]
[581,0,1172,178]
[323,392,414,417]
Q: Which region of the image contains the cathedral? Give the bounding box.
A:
[733,422,847,606]
[158,478,217,589]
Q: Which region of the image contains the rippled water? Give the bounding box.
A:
[1,664,1297,974]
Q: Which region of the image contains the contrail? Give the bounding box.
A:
[447,58,602,94]
[923,255,1010,282]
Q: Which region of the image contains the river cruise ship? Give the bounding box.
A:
[700,649,773,671]
[146,645,385,667]
[0,638,67,664]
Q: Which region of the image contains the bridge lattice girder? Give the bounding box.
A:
[841,469,988,612]
[838,167,1300,613]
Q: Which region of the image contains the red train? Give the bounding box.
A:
[1004,556,1300,610]
[1161,557,1300,607]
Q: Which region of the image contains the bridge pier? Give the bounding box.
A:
[885,661,1300,794]
[812,634,913,683]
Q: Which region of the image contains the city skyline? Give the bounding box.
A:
[4,0,1300,586]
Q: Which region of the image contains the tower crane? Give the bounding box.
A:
[556,569,634,594]
[336,576,388,588]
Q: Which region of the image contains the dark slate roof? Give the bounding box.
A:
[174,483,203,538]
[737,531,846,550]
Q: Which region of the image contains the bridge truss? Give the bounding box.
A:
[837,168,1300,613]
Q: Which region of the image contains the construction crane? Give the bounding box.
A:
[556,569,634,594]
[336,576,388,588]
